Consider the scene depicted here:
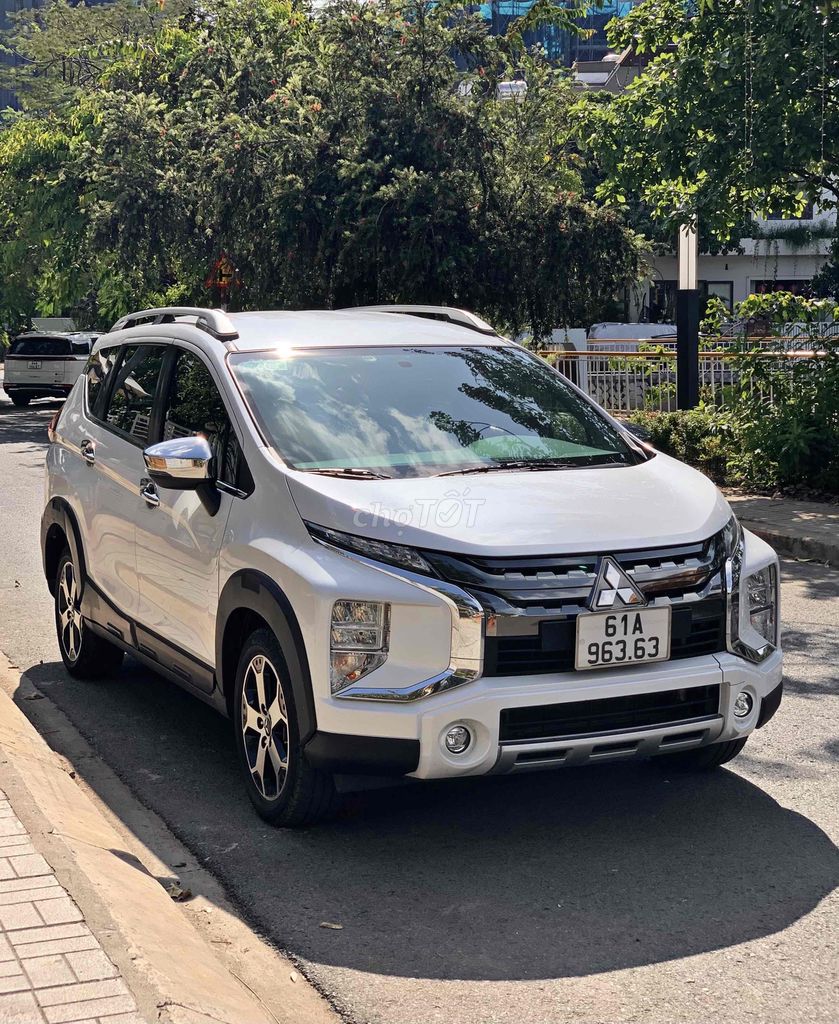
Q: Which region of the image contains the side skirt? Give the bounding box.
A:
[82,579,226,715]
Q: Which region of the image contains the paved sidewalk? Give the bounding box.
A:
[0,791,144,1024]
[725,492,839,565]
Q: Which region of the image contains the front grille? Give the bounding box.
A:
[484,596,726,676]
[424,534,724,610]
[499,684,721,743]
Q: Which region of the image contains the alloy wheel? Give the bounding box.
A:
[57,561,83,662]
[240,654,289,800]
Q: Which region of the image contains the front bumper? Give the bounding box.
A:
[303,650,783,779]
[408,648,783,779]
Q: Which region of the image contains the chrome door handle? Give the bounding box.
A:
[139,478,160,508]
[80,439,96,465]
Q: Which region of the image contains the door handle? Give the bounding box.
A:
[80,439,96,466]
[139,478,160,508]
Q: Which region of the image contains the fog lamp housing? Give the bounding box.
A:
[330,601,390,694]
[444,724,472,755]
[733,691,753,718]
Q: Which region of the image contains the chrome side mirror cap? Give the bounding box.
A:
[143,436,213,490]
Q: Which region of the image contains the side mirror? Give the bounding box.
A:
[143,436,213,490]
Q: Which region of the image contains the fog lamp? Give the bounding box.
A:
[444,724,472,754]
[733,691,753,718]
[330,601,390,694]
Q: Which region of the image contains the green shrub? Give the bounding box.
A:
[628,336,839,495]
[627,408,734,484]
[726,337,839,494]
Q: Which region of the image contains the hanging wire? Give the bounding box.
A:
[742,0,754,221]
[820,13,827,178]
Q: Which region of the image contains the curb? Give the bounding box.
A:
[737,521,837,567]
[0,653,334,1024]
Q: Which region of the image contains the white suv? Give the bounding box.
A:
[41,305,784,826]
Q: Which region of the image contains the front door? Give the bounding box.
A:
[133,347,242,683]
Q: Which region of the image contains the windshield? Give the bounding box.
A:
[229,345,641,478]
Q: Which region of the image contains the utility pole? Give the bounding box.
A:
[676,224,700,408]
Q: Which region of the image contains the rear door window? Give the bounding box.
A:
[9,336,72,357]
[102,345,166,445]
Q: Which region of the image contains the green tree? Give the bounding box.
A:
[0,0,184,112]
[0,0,643,337]
[587,0,839,244]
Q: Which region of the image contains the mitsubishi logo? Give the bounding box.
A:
[588,556,647,610]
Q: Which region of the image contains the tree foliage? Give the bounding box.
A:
[587,0,839,244]
[0,0,642,337]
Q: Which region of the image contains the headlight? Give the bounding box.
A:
[746,564,777,645]
[720,514,742,558]
[330,600,390,694]
[306,522,434,575]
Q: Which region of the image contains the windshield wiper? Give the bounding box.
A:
[304,467,393,480]
[435,456,624,477]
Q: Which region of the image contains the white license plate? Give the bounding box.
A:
[575,606,671,671]
[27,360,41,370]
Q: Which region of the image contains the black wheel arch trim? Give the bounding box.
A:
[304,732,420,776]
[216,570,317,743]
[41,498,87,598]
[756,680,783,729]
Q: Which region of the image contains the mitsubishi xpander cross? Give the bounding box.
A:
[41,305,783,826]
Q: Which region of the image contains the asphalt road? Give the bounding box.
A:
[0,391,837,1024]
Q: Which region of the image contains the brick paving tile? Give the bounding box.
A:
[0,880,61,905]
[21,954,77,988]
[9,925,90,948]
[9,854,52,878]
[44,994,136,1023]
[34,899,83,927]
[64,951,117,983]
[15,937,99,959]
[37,979,129,1007]
[0,989,45,1022]
[0,808,145,1022]
[0,839,36,854]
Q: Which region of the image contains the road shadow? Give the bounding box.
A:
[781,556,839,604]
[16,656,839,984]
[0,399,62,448]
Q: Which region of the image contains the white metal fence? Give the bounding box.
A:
[540,340,821,414]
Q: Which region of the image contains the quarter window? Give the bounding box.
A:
[85,346,120,416]
[103,345,166,444]
[162,350,240,487]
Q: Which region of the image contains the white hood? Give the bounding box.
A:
[286,452,732,556]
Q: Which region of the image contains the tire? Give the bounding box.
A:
[233,627,336,827]
[54,549,124,679]
[654,737,747,772]
[9,394,30,407]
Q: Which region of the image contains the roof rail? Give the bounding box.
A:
[342,305,498,337]
[109,306,239,342]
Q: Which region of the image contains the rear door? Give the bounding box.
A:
[133,346,245,683]
[80,343,168,620]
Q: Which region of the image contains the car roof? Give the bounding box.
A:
[225,310,509,352]
[15,331,93,340]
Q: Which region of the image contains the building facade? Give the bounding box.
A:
[479,1,639,66]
